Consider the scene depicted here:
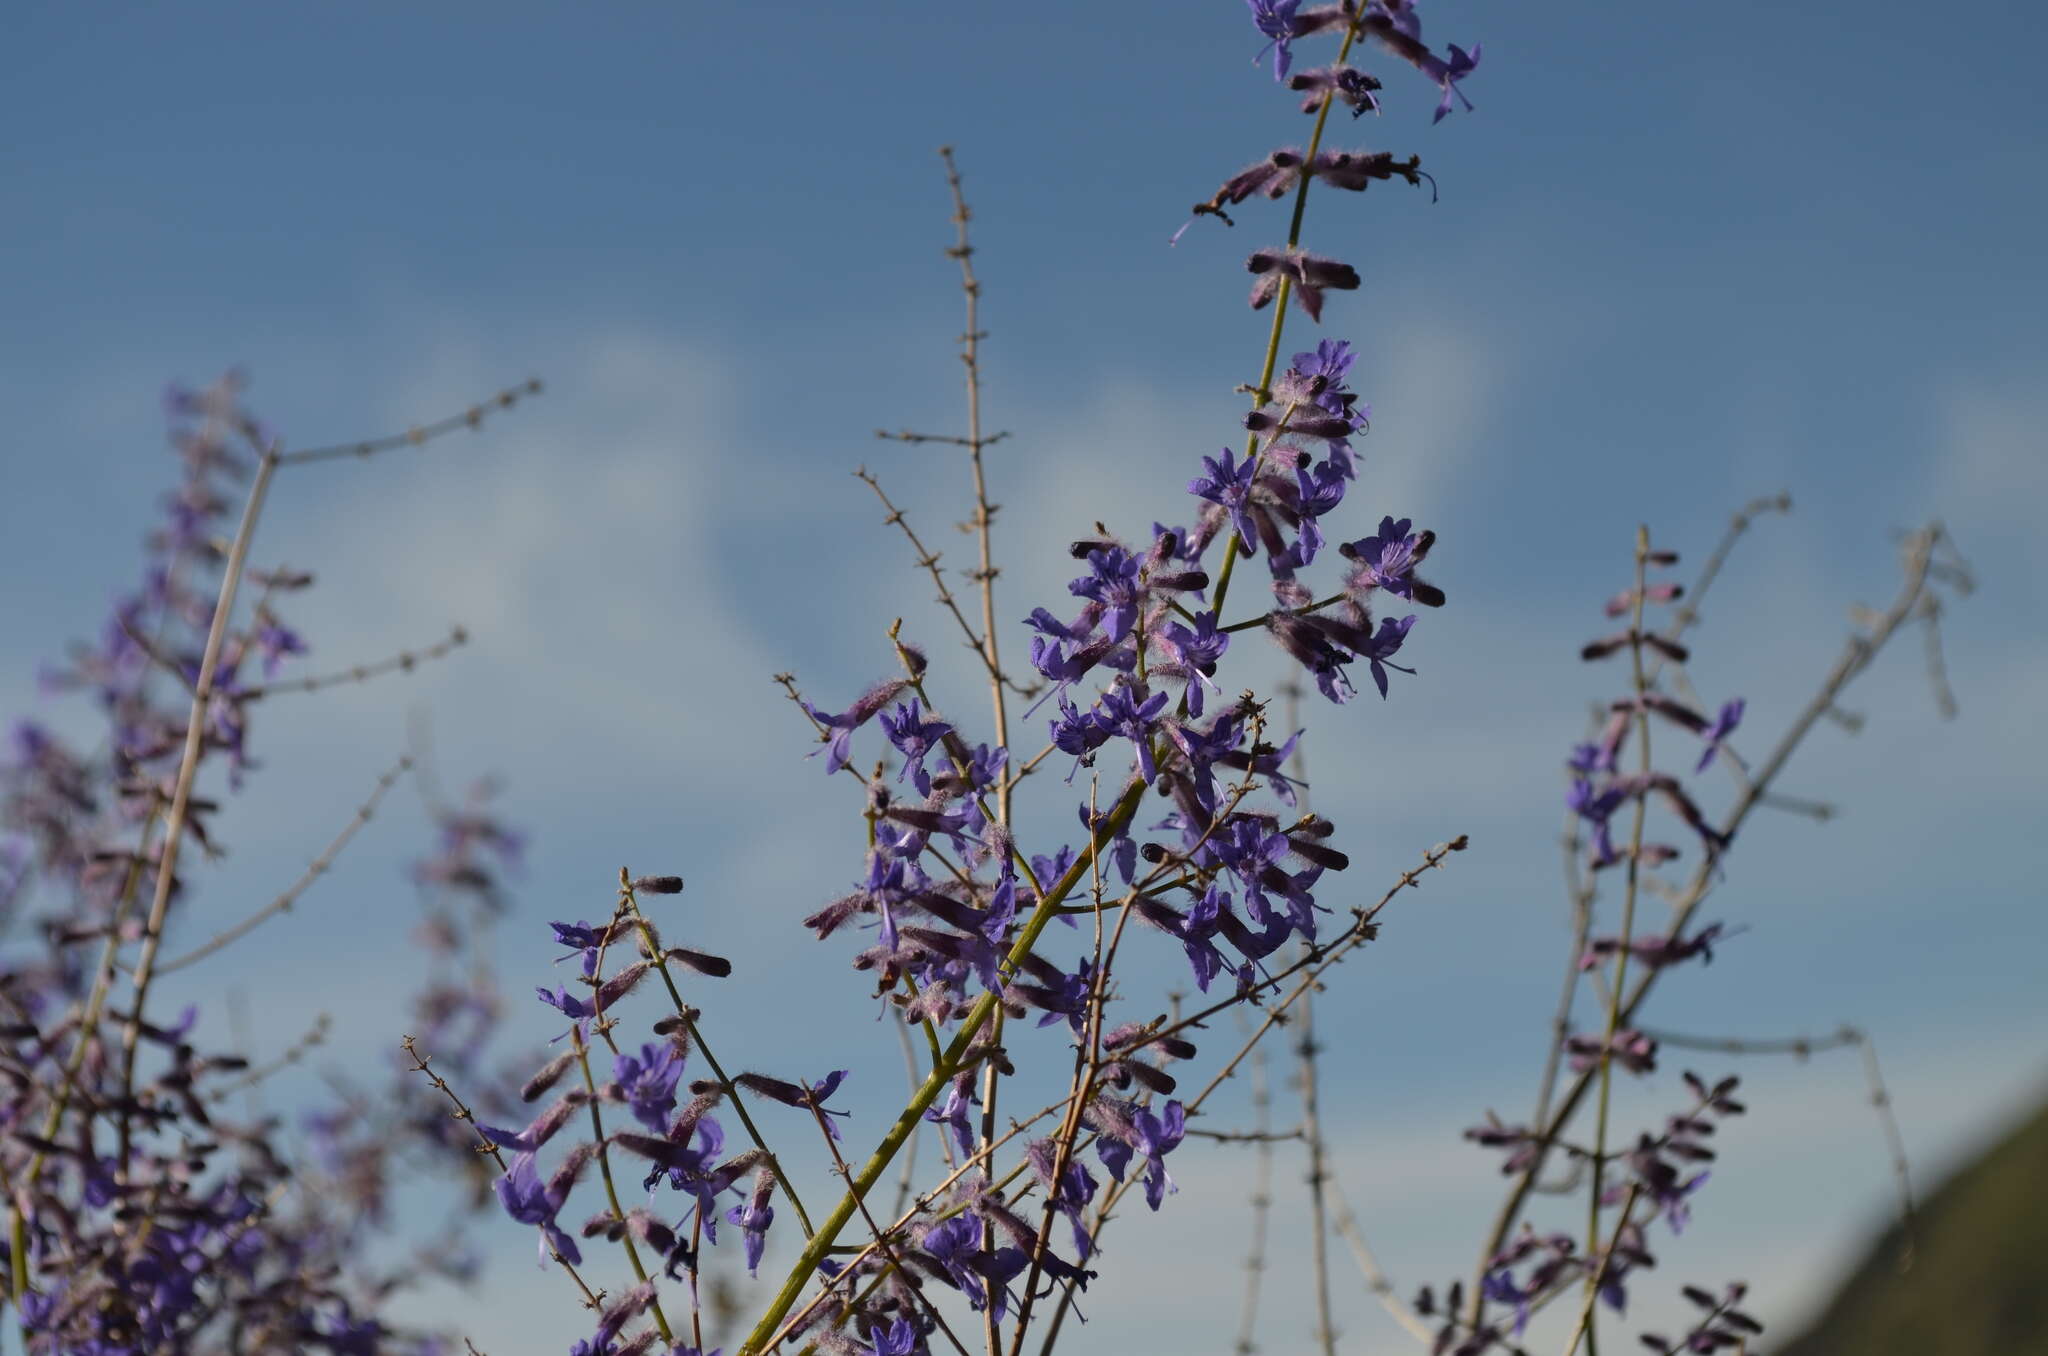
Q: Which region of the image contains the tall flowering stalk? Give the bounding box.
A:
[435,6,1488,1356]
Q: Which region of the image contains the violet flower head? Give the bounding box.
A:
[803,678,911,774]
[494,1152,581,1265]
[866,1318,923,1356]
[1360,613,1419,699]
[879,698,954,794]
[1097,682,1170,784]
[1070,545,1144,644]
[1246,0,1304,80]
[1189,448,1261,552]
[725,1170,777,1275]
[613,1041,686,1134]
[1428,41,1482,122]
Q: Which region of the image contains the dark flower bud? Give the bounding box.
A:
[548,1141,595,1198]
[664,946,732,977]
[634,875,684,894]
[521,1050,581,1102]
[1110,1060,1178,1096]
[735,1073,809,1107]
[651,1009,699,1038]
[594,961,653,1010]
[1287,835,1350,872]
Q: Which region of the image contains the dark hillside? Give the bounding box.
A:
[1775,1087,2048,1356]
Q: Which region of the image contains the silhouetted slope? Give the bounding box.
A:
[1774,1089,2048,1355]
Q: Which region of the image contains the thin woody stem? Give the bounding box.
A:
[937,147,1015,831]
[119,446,279,1175]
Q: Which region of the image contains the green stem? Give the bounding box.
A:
[736,779,1147,1355]
[1585,527,1653,1353]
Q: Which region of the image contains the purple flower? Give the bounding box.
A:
[1096,682,1170,783]
[1096,1100,1187,1210]
[1048,694,1111,780]
[725,1170,776,1275]
[1070,546,1144,644]
[536,984,593,1021]
[879,698,954,794]
[1246,0,1304,80]
[803,678,912,774]
[1189,448,1261,552]
[253,618,307,677]
[614,1042,686,1134]
[494,1152,581,1266]
[866,1318,923,1356]
[1155,611,1230,716]
[1696,698,1745,773]
[1360,613,1419,699]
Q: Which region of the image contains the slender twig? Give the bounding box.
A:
[276,380,542,466]
[938,147,1015,831]
[207,1013,330,1103]
[153,756,412,973]
[1657,494,1792,651]
[856,468,1012,695]
[241,627,467,699]
[1327,1171,1436,1345]
[891,1009,926,1221]
[119,445,279,1174]
[1559,1185,1643,1356]
[1297,982,1338,1356]
[1232,1032,1275,1356]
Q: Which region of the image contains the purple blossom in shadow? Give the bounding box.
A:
[1246,245,1361,322]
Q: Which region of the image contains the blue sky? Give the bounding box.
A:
[3,1,2044,1352]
